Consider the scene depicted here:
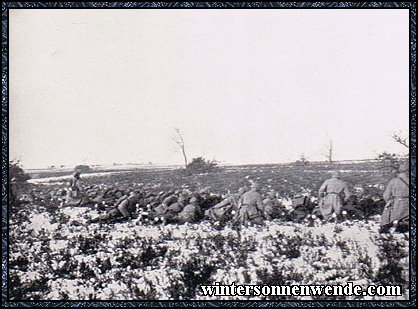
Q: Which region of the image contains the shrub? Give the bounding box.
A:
[186,157,219,174]
[74,165,92,173]
[295,154,309,166]
[9,160,31,183]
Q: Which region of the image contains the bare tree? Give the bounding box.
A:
[322,140,333,163]
[172,128,188,172]
[392,133,409,148]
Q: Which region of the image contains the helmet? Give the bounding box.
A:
[331,170,341,178]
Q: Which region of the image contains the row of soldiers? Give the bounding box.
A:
[317,164,409,233]
[60,163,410,232]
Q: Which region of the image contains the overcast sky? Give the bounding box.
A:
[10,9,409,168]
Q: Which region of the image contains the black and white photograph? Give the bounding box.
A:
[4,3,415,304]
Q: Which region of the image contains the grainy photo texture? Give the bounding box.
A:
[4,3,415,306]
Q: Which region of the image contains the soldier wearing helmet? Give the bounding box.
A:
[380,163,409,233]
[318,170,352,220]
[235,182,264,225]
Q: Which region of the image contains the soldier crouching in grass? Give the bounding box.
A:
[234,182,264,226]
[379,163,409,234]
[262,190,283,221]
[65,171,92,206]
[289,190,317,222]
[318,170,352,221]
[340,195,366,220]
[65,171,83,204]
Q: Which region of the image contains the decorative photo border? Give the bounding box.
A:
[1,2,416,307]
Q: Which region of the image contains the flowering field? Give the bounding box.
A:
[9,162,410,300]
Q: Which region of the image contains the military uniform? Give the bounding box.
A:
[318,172,351,220]
[153,204,167,217]
[162,195,188,223]
[177,201,203,223]
[65,173,91,206]
[162,195,178,207]
[94,188,125,206]
[381,171,409,226]
[291,195,312,220]
[67,175,83,199]
[205,189,243,222]
[116,197,137,218]
[152,195,177,217]
[262,192,282,220]
[235,186,264,225]
[90,193,138,222]
[340,195,365,219]
[200,194,223,211]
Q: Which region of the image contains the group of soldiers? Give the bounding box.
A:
[317,164,409,233]
[56,162,410,233]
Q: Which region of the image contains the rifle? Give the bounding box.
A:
[384,199,394,221]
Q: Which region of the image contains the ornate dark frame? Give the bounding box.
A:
[1,2,416,307]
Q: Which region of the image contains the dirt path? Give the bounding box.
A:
[27,171,134,184]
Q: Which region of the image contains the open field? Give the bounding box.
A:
[9,161,409,300]
[26,160,392,197]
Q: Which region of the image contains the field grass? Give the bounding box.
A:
[9,160,409,301]
[27,160,392,198]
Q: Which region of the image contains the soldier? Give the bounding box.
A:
[99,187,125,206]
[65,171,90,206]
[205,188,245,222]
[162,194,188,224]
[158,189,174,201]
[340,195,365,220]
[161,193,178,208]
[358,197,385,218]
[116,192,140,218]
[152,192,178,218]
[90,192,139,223]
[290,191,314,221]
[198,189,223,212]
[176,195,203,224]
[67,171,82,197]
[235,182,264,225]
[380,163,409,233]
[262,190,282,220]
[318,170,352,220]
